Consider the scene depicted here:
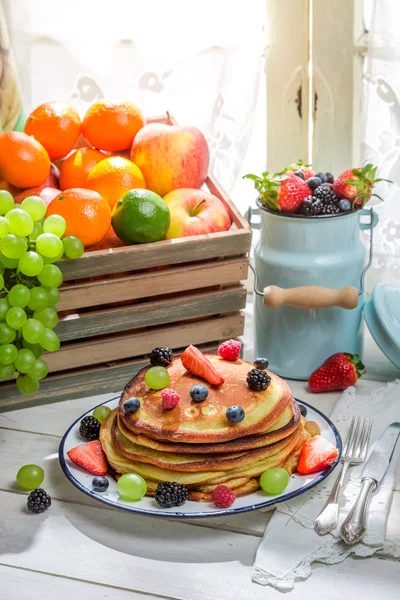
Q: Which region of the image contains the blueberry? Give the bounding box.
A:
[294,170,305,180]
[123,397,141,414]
[315,171,327,183]
[339,199,352,212]
[325,172,334,184]
[299,404,307,418]
[190,384,209,402]
[307,177,322,191]
[92,476,109,493]
[226,406,245,423]
[254,357,269,370]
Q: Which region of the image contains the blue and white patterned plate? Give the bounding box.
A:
[59,397,341,518]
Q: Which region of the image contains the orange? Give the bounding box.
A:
[82,99,145,151]
[60,147,105,190]
[24,101,81,160]
[86,156,146,209]
[0,131,51,188]
[0,180,20,197]
[46,188,111,247]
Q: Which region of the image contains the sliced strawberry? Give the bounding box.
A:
[181,345,224,386]
[67,440,108,475]
[297,435,339,475]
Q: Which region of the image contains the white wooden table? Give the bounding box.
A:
[1,307,400,599]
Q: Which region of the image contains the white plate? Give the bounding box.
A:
[59,397,341,518]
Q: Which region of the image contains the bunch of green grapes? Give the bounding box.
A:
[0,190,84,395]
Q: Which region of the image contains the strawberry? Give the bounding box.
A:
[181,345,224,386]
[332,164,391,207]
[297,435,339,474]
[308,353,365,393]
[67,440,108,475]
[244,170,310,213]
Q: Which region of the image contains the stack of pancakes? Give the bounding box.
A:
[100,355,311,500]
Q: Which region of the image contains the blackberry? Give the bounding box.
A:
[320,201,340,215]
[325,172,334,184]
[79,415,100,441]
[313,183,339,205]
[149,347,173,367]
[247,368,271,391]
[155,481,188,508]
[27,488,51,514]
[300,197,322,216]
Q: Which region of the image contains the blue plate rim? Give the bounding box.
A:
[58,396,342,519]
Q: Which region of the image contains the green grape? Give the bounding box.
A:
[0,343,18,365]
[16,464,44,490]
[0,216,10,237]
[0,234,27,259]
[21,196,47,221]
[29,358,48,380]
[22,318,45,344]
[40,328,60,352]
[0,274,3,289]
[92,405,111,424]
[36,233,63,258]
[42,248,64,264]
[45,286,60,306]
[30,219,44,241]
[117,473,147,501]
[0,363,15,380]
[15,348,36,373]
[16,374,40,395]
[144,366,170,390]
[0,190,14,215]
[28,287,48,310]
[0,298,10,320]
[18,251,44,277]
[43,215,66,237]
[0,323,16,344]
[63,235,84,259]
[0,251,19,269]
[259,468,290,495]
[6,208,34,237]
[37,264,63,287]
[6,307,27,329]
[8,284,31,308]
[33,307,58,329]
[22,340,44,358]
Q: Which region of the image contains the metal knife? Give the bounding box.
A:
[340,422,400,545]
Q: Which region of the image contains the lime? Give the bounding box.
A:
[112,189,170,244]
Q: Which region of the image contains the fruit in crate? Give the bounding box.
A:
[111,189,170,244]
[86,156,146,209]
[0,131,51,188]
[14,164,61,204]
[130,122,210,196]
[82,99,146,151]
[308,352,365,393]
[24,102,81,160]
[87,225,127,251]
[59,147,105,190]
[163,188,231,238]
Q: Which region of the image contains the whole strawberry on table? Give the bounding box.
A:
[244,160,390,215]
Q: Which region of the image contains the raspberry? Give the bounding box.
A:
[211,485,236,508]
[161,388,180,410]
[218,339,241,361]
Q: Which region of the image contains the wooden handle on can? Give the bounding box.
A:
[263,285,359,309]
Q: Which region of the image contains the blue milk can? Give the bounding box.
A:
[248,204,377,380]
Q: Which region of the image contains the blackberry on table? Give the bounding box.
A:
[79,415,100,441]
[155,481,188,508]
[149,347,173,367]
[27,488,51,514]
[247,368,271,391]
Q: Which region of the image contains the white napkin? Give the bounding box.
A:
[252,380,400,591]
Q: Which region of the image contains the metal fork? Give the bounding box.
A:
[314,416,373,536]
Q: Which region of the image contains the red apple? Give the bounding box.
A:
[15,185,61,206]
[14,163,60,203]
[130,123,209,196]
[163,188,231,238]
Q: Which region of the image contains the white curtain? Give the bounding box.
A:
[3,0,265,214]
[362,0,400,291]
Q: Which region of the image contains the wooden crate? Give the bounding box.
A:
[0,114,251,411]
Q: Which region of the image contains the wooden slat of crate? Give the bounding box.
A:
[45,312,244,373]
[56,285,246,341]
[0,342,221,411]
[58,256,248,311]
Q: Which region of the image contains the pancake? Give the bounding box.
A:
[119,355,292,443]
[117,400,300,454]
